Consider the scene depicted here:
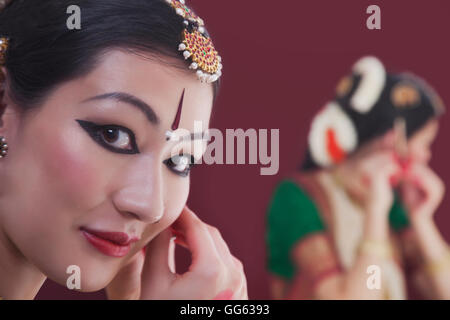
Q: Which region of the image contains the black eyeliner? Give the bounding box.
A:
[76,119,140,155]
[163,155,196,178]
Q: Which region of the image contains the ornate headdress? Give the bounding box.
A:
[303,56,445,170]
[0,0,223,83]
[0,36,8,66]
[0,0,12,69]
[165,0,222,83]
[0,0,12,67]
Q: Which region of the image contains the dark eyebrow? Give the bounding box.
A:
[82,92,160,125]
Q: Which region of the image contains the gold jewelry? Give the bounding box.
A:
[165,0,222,83]
[1,0,222,83]
[358,240,393,259]
[425,248,450,276]
[0,37,9,66]
[0,0,12,84]
[0,0,12,67]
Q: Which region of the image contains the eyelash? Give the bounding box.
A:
[76,120,196,177]
[76,120,140,154]
[163,154,196,178]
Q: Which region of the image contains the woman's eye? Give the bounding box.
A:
[76,120,139,154]
[101,128,130,148]
[164,154,196,177]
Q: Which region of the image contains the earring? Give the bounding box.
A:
[0,136,8,158]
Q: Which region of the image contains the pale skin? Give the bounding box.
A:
[0,50,247,300]
[271,120,450,300]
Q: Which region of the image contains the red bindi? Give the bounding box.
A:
[171,89,185,131]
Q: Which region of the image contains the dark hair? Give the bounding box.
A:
[301,70,444,171]
[0,0,219,110]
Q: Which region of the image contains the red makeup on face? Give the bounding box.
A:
[171,89,185,131]
[81,227,140,258]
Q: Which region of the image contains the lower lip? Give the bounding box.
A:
[81,230,131,258]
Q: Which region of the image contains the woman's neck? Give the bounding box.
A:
[0,226,46,299]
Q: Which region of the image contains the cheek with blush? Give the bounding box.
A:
[38,126,106,208]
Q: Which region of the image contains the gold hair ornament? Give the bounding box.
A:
[0,0,13,67]
[165,0,222,83]
[0,37,9,67]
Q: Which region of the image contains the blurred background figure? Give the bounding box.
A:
[266,56,450,300]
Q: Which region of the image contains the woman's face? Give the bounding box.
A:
[407,120,439,164]
[0,50,213,291]
[340,119,439,203]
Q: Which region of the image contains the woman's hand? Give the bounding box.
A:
[106,206,248,300]
[345,151,402,216]
[400,163,445,220]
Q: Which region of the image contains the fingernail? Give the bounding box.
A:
[174,237,187,247]
[213,289,234,300]
[400,158,413,172]
[170,228,184,238]
[390,175,399,186]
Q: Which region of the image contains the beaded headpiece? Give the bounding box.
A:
[0,1,222,83]
[0,37,8,65]
[165,0,223,83]
[302,56,445,171]
[0,0,12,69]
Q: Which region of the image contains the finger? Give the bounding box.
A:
[168,236,176,274]
[235,278,249,300]
[410,164,443,194]
[231,258,248,300]
[171,206,221,274]
[370,160,401,188]
[401,182,424,210]
[404,163,444,210]
[205,225,234,268]
[206,226,246,296]
[141,229,176,289]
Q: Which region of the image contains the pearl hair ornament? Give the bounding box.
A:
[165,0,223,83]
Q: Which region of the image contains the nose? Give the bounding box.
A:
[112,156,164,224]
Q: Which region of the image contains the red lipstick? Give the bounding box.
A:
[81,227,139,258]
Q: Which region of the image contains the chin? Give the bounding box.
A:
[49,265,115,293]
[34,250,119,293]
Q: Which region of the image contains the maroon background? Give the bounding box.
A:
[37,0,450,299]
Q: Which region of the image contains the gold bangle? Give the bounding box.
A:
[358,240,393,259]
[425,249,450,276]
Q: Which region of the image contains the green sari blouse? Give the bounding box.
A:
[266,179,410,280]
